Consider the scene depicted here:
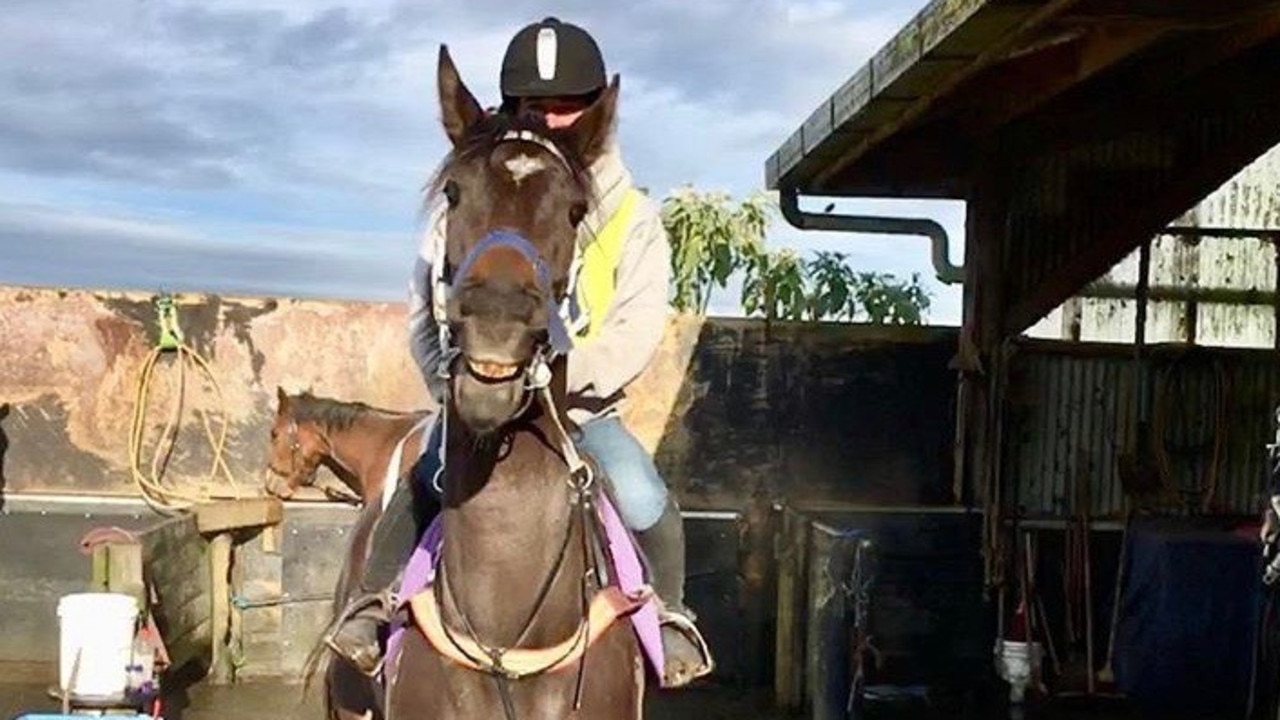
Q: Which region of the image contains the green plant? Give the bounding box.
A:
[660,185,933,324]
[742,247,807,321]
[806,251,858,321]
[852,271,931,325]
[661,186,773,313]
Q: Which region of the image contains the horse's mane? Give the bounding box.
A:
[424,109,594,209]
[288,391,418,431]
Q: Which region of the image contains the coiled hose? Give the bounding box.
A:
[127,295,242,515]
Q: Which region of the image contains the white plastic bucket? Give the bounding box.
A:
[57,592,139,699]
[994,639,1042,703]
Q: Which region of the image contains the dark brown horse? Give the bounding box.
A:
[311,45,647,719]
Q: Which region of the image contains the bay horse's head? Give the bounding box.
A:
[264,386,327,499]
[430,45,618,434]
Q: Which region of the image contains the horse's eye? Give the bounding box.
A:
[569,201,587,227]
[444,180,460,208]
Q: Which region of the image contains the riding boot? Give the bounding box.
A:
[323,583,401,677]
[635,495,715,687]
[324,452,442,677]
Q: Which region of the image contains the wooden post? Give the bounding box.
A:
[774,506,810,712]
[774,509,797,709]
[208,532,234,684]
[195,498,284,685]
[90,542,146,606]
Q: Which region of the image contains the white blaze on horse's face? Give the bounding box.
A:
[503,153,546,186]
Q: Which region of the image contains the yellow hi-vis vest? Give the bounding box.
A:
[573,189,641,343]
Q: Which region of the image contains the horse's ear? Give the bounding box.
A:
[0,402,9,421]
[565,74,620,167]
[437,44,483,147]
[276,386,289,413]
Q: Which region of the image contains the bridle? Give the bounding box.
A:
[267,417,322,491]
[426,128,594,493]
[267,418,361,504]
[415,129,612,719]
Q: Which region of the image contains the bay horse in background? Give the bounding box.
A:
[263,386,432,507]
[313,45,649,720]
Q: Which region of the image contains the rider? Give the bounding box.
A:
[323,17,712,684]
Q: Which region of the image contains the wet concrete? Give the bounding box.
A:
[0,680,1148,720]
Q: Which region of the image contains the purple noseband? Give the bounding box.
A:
[449,229,574,356]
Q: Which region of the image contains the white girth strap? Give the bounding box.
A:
[382,414,435,512]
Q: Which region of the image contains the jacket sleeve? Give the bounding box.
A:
[408,204,449,404]
[567,197,671,401]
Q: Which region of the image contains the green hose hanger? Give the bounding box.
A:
[154,294,184,351]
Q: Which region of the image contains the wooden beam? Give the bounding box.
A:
[948,23,1169,137]
[1061,0,1280,25]
[1056,0,1280,32]
[195,497,284,535]
[810,0,1087,189]
[825,21,1168,194]
[821,126,973,198]
[999,29,1280,332]
[1004,11,1280,154]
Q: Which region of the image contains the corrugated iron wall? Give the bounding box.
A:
[1004,131,1173,309]
[1003,339,1280,518]
[1000,91,1280,334]
[1028,142,1280,346]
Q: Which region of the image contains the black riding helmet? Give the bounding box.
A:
[500,17,606,108]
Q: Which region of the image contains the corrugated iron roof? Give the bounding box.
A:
[764,0,1280,199]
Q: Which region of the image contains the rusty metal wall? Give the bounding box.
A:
[0,285,427,500]
[1003,338,1280,518]
[0,285,961,511]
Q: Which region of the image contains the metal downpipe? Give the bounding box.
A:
[778,188,964,284]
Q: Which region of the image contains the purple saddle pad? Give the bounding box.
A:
[383,493,664,682]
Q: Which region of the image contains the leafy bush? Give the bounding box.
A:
[660,186,932,324]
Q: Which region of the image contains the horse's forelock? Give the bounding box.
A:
[424,110,593,211]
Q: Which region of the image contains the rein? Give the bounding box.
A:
[419,362,612,719]
[408,128,622,720]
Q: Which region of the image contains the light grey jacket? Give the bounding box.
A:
[407,141,672,426]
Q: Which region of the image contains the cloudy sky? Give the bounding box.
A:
[0,0,967,323]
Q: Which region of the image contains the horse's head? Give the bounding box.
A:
[263,386,327,499]
[431,45,618,434]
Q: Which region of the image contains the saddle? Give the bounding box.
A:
[378,416,712,689]
[382,489,667,684]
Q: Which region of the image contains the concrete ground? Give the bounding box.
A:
[1,680,1151,720]
[1,681,780,720]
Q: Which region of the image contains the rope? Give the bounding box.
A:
[1150,352,1230,513]
[127,294,242,515]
